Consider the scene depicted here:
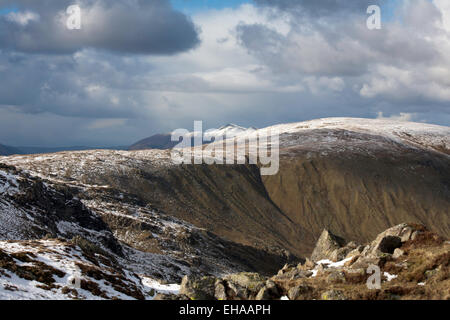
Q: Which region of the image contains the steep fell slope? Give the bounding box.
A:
[259,119,450,251]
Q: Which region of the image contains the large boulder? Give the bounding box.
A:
[360,223,421,258]
[310,229,347,262]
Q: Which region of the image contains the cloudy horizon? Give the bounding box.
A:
[1,0,450,147]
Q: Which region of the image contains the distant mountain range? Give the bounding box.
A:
[0,144,22,156]
[1,124,255,156]
[0,144,127,156]
[128,123,257,151]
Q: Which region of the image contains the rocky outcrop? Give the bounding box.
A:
[359,223,420,258]
[166,223,450,300]
[310,229,347,262]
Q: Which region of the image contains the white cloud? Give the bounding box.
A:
[6,11,39,26]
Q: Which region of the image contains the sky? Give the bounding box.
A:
[0,0,449,147]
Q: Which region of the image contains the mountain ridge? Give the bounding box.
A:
[0,117,449,299]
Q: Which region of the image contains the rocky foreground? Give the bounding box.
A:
[164,223,449,300]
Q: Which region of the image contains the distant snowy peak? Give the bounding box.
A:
[217,123,245,130]
[204,124,256,139]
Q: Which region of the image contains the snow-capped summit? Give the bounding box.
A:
[204,123,256,140]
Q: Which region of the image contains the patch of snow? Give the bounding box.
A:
[310,257,353,278]
[141,277,180,299]
[384,272,398,282]
[316,257,352,268]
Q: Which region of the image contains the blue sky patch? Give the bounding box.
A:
[171,0,251,13]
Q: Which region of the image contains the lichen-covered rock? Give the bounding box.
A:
[288,284,314,300]
[223,272,266,299]
[214,280,227,300]
[274,268,313,280]
[310,229,347,262]
[321,289,346,300]
[179,275,217,300]
[255,280,280,300]
[393,248,404,259]
[326,270,346,284]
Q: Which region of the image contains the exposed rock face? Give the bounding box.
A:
[310,229,346,262]
[0,164,121,254]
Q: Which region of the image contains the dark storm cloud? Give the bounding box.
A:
[0,49,159,119]
[0,0,200,54]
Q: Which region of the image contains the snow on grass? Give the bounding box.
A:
[0,240,149,300]
[310,257,353,278]
[316,257,353,268]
